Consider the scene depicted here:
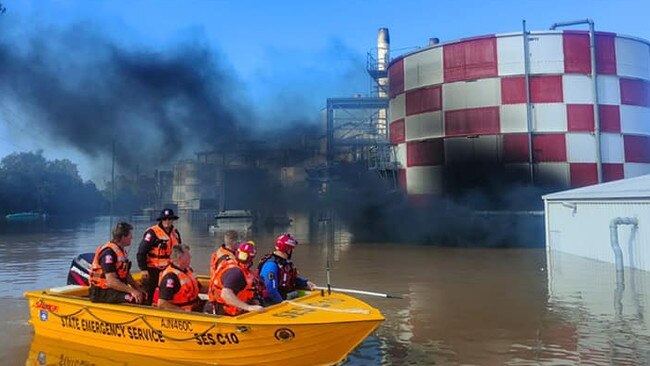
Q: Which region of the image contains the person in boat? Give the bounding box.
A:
[204,241,264,315]
[137,208,182,305]
[89,222,145,304]
[209,230,239,279]
[257,233,316,305]
[156,244,206,311]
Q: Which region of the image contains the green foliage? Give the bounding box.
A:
[0,151,107,215]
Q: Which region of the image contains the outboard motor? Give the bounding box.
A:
[66,253,94,286]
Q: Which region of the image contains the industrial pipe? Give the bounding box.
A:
[550,19,602,183]
[522,20,534,184]
[549,19,594,30]
[610,217,638,317]
[609,217,638,277]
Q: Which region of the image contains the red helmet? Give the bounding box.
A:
[236,241,257,264]
[275,233,297,253]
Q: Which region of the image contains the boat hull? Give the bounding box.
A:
[25,286,383,366]
[5,212,45,221]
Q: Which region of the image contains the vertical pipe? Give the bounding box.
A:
[109,139,115,235]
[544,199,552,297]
[523,20,535,184]
[377,28,390,137]
[326,100,334,164]
[549,19,602,182]
[589,22,603,183]
[377,28,390,81]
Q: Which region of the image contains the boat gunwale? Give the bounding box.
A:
[25,288,385,326]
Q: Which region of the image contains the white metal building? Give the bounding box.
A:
[543,174,650,271]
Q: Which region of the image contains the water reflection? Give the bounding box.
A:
[26,335,205,366]
[544,250,650,365]
[3,215,650,364]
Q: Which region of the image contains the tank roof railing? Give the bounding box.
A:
[549,19,593,30]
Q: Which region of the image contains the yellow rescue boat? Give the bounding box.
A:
[24,280,384,366]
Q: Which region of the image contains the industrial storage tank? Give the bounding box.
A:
[172,160,218,210]
[388,30,650,196]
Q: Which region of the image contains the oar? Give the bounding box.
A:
[314,286,403,299]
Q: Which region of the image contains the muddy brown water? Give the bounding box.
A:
[2,215,650,365]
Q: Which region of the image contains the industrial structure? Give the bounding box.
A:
[158,23,650,221]
[314,28,398,191]
[388,22,650,197]
[156,138,318,222]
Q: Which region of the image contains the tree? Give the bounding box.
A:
[0,151,107,215]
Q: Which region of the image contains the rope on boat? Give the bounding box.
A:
[85,307,143,326]
[43,304,87,318]
[285,300,370,314]
[39,297,220,342]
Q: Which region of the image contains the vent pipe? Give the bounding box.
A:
[610,217,639,280]
[377,28,390,137]
[377,28,390,100]
[377,28,390,72]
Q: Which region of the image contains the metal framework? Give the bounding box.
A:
[325,97,388,161]
[325,97,398,189]
[318,38,398,191]
[366,50,389,96]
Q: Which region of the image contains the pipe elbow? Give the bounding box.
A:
[610,217,639,228]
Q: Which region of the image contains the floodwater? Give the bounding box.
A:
[2,215,650,365]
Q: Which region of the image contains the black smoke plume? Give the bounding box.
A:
[0,21,250,171]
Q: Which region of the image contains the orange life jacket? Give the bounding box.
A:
[209,262,258,316]
[145,224,181,270]
[209,245,236,279]
[157,265,199,311]
[89,242,130,289]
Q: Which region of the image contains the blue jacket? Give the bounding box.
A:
[259,259,308,305]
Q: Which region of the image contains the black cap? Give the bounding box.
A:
[156,208,179,221]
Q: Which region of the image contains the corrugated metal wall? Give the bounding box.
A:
[546,200,650,270]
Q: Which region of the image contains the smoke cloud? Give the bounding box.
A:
[0,18,547,247]
[0,21,251,172]
[323,167,550,247]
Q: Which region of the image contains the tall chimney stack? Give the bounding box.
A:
[377,28,390,137]
[377,28,390,99]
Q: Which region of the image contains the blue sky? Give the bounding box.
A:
[1,0,649,183]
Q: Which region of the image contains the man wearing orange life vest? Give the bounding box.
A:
[137,208,182,305]
[209,230,239,279]
[89,222,145,304]
[157,244,206,311]
[205,241,264,316]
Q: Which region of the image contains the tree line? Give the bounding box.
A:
[0,151,109,216]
